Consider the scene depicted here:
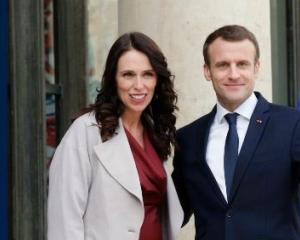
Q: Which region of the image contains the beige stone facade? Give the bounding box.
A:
[87,1,272,239]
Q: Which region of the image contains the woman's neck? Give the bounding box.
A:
[122,113,144,148]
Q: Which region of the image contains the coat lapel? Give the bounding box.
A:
[163,162,184,239]
[93,120,143,203]
[228,94,271,202]
[199,107,228,206]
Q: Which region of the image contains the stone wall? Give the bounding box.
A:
[87,1,271,239]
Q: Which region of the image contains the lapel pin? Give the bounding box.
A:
[256,119,263,124]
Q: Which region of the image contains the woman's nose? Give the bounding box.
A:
[133,76,143,89]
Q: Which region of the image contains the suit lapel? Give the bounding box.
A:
[93,119,143,203]
[199,107,228,206]
[228,94,271,202]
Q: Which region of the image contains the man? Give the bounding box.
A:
[172,25,300,240]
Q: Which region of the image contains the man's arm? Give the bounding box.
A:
[172,134,193,226]
[291,118,300,182]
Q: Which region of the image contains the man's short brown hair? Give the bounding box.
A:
[203,25,260,66]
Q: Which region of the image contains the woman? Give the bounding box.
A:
[47,32,183,240]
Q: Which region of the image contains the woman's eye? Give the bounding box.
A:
[123,72,135,78]
[144,72,155,78]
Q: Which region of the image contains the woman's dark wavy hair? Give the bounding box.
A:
[85,32,178,161]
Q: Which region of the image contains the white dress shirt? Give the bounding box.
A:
[206,93,258,201]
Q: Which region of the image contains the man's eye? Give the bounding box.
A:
[216,63,228,69]
[238,61,249,67]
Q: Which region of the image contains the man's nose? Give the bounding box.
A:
[228,65,240,79]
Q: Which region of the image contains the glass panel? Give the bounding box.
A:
[86,0,118,104]
[45,0,55,85]
[46,94,57,165]
[44,0,57,165]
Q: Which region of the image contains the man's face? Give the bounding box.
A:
[204,37,260,112]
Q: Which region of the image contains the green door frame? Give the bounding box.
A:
[270,0,288,105]
[9,0,87,239]
[286,0,300,108]
[9,1,46,239]
[0,0,9,239]
[271,0,300,107]
[53,0,87,138]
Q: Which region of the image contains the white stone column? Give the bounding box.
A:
[118,1,271,239]
[118,0,272,128]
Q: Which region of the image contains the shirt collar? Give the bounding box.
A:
[215,93,258,124]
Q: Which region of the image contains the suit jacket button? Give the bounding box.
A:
[226,211,232,218]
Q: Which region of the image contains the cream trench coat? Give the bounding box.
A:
[47,112,183,240]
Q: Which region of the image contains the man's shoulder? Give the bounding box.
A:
[177,112,213,136]
[256,92,300,117]
[269,102,300,119]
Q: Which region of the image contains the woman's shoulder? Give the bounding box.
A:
[60,111,99,145]
[73,111,98,127]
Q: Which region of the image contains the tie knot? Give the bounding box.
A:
[225,113,238,125]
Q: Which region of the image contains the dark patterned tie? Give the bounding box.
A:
[224,113,239,198]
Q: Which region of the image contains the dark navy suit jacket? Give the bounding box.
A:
[172,93,300,240]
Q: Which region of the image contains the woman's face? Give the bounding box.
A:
[116,49,157,118]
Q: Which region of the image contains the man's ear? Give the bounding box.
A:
[254,60,260,77]
[203,64,212,81]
